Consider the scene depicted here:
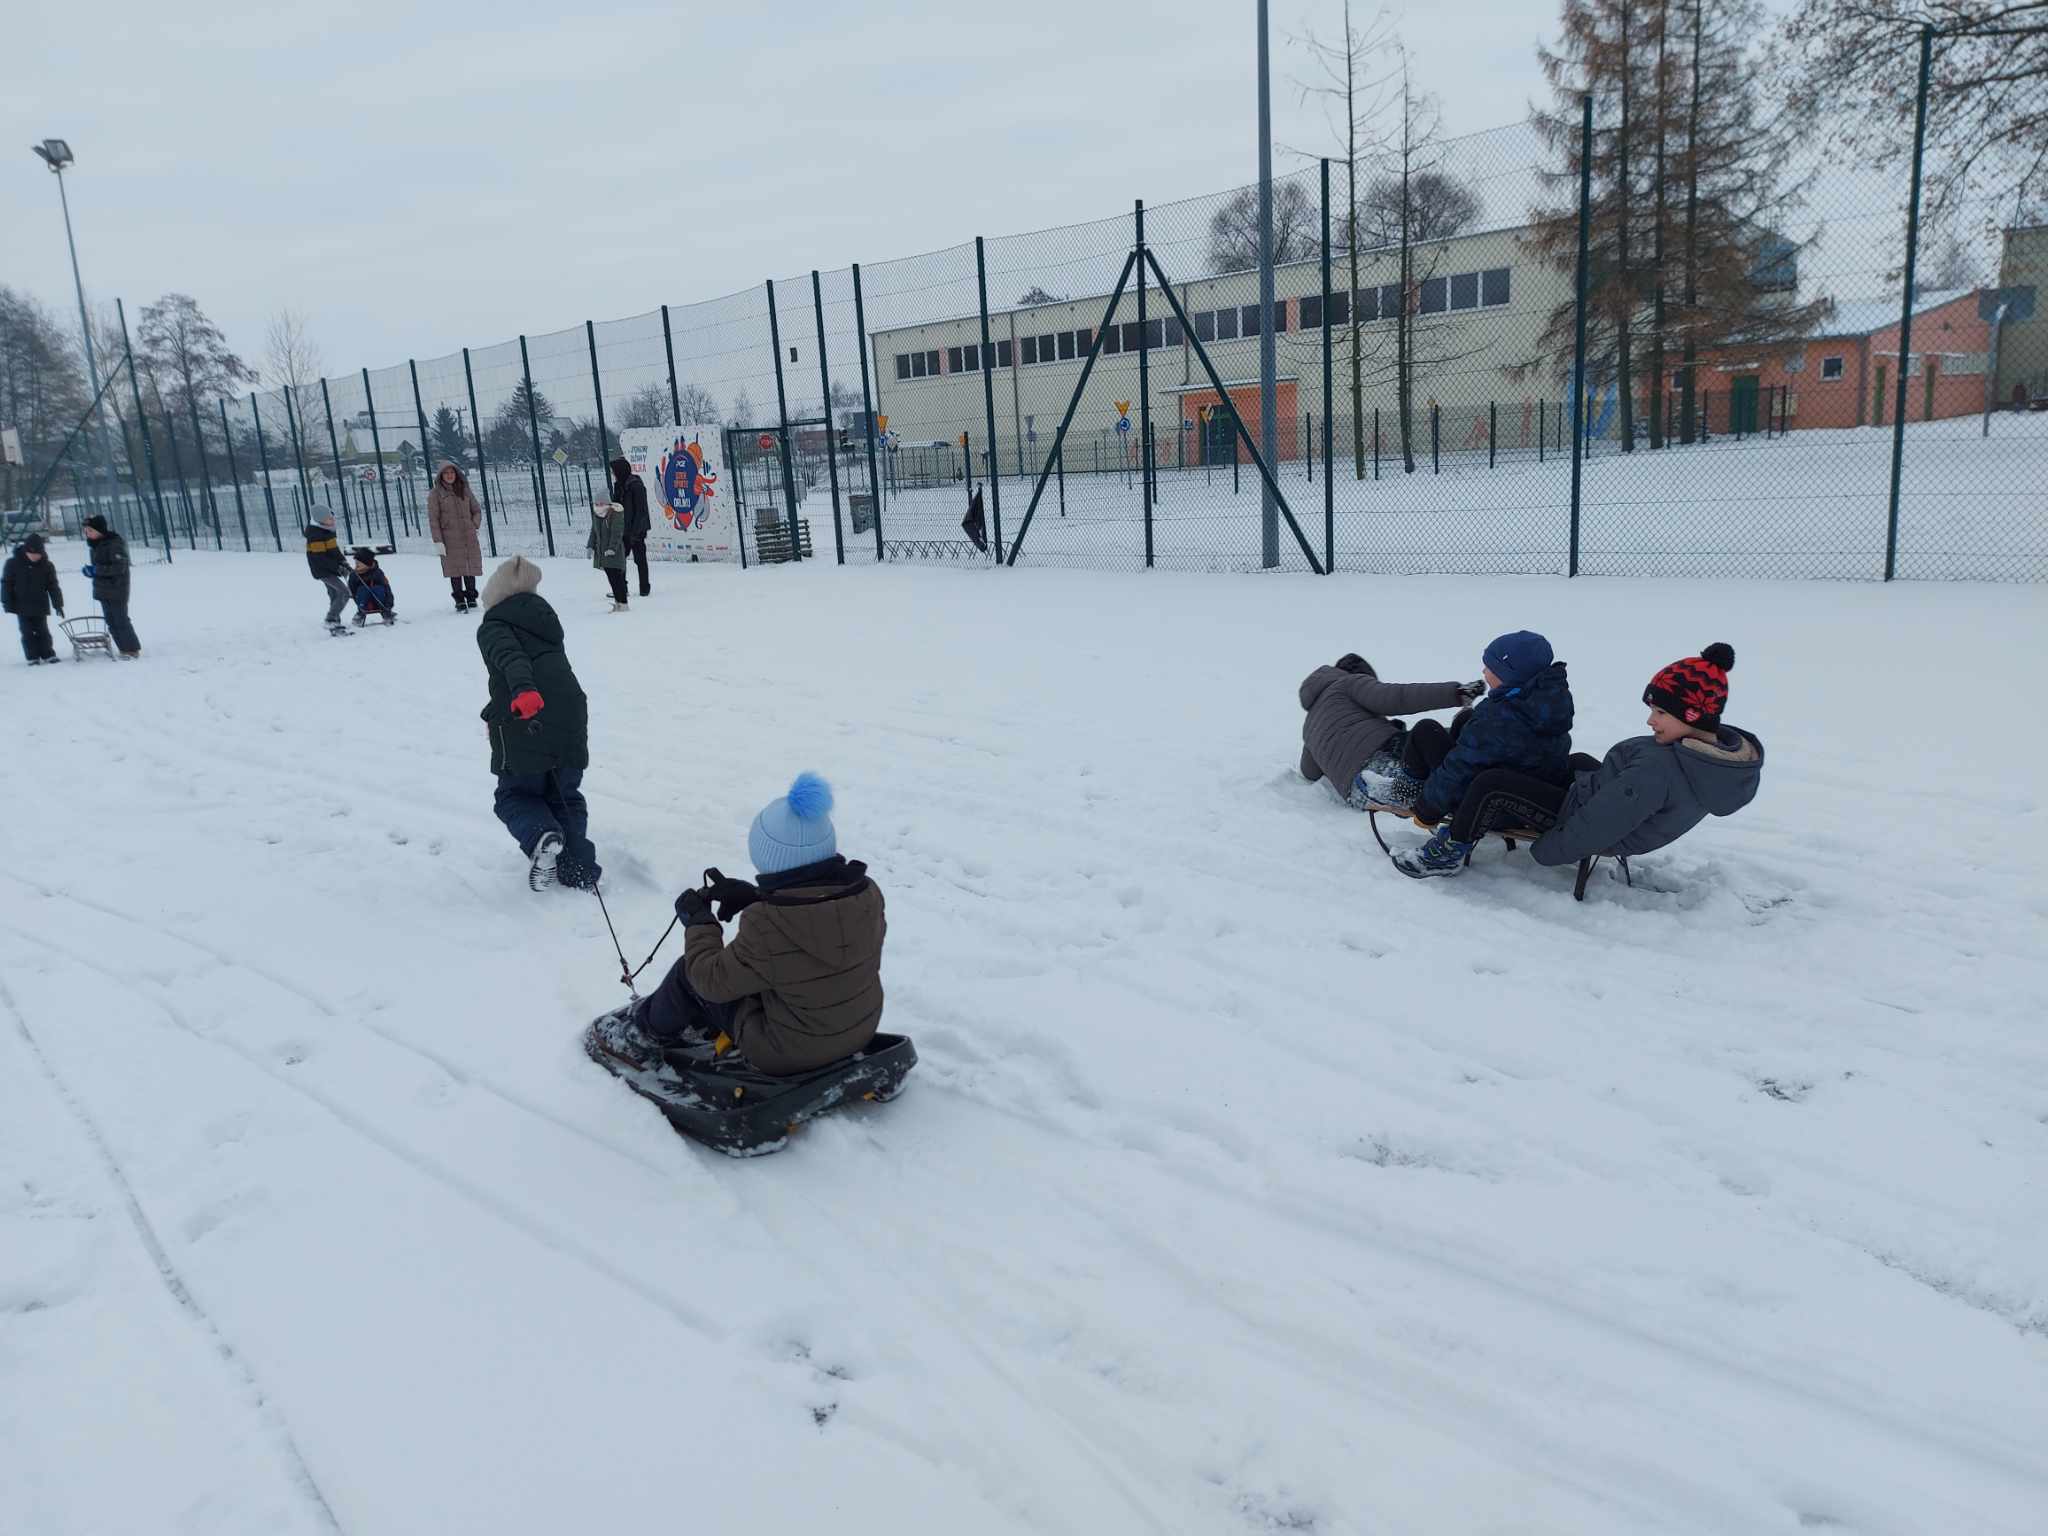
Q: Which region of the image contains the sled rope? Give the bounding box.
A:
[592,884,679,997]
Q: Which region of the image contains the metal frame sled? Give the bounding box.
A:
[584,1025,917,1156]
[59,616,117,661]
[1364,805,1630,903]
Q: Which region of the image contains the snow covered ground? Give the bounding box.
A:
[3,549,2044,1535]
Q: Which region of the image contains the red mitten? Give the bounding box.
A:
[509,690,544,721]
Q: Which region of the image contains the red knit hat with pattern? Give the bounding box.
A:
[1644,643,1735,730]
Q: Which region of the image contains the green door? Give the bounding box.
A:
[1204,403,1239,465]
[1730,375,1760,435]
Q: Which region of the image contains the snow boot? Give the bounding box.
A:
[352,611,367,628]
[528,830,564,891]
[326,621,352,637]
[1392,821,1477,879]
[1352,746,1422,812]
[586,999,667,1071]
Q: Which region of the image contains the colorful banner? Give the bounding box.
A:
[616,425,734,562]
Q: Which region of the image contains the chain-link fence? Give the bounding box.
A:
[14,30,2042,582]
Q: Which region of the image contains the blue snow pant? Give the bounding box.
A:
[646,958,738,1046]
[492,767,601,888]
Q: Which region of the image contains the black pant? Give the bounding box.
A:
[1445,755,1600,842]
[16,614,55,661]
[1401,710,1472,782]
[646,960,737,1045]
[101,595,141,654]
[604,567,629,605]
[449,575,477,608]
[626,536,650,595]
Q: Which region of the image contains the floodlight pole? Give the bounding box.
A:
[35,144,125,517]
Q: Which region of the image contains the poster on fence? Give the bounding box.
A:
[617,425,734,562]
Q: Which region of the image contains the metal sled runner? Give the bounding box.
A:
[1364,805,1630,902]
[59,616,116,661]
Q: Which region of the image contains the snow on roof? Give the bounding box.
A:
[1821,288,1973,339]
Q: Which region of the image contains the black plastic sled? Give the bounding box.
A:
[583,1021,917,1157]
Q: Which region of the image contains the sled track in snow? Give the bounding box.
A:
[0,976,347,1534]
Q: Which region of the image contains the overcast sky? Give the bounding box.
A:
[6,0,1598,385]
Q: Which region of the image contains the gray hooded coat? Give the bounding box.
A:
[1530,726,1764,866]
[1299,663,1466,794]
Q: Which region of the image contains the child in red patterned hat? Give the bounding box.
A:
[1527,643,1764,872]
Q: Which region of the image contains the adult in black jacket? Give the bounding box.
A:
[476,556,600,891]
[610,456,653,597]
[81,516,141,657]
[1,534,64,663]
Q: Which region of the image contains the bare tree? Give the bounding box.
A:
[1018,285,1065,305]
[617,383,672,429]
[1919,207,1990,288]
[678,382,721,426]
[0,286,90,508]
[264,306,329,470]
[1773,0,2048,228]
[1206,180,1323,273]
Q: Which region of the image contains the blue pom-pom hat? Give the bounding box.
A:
[748,772,838,875]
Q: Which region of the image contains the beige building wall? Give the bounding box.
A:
[1992,225,2048,409]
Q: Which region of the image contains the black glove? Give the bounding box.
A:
[675,886,716,926]
[1336,653,1370,674]
[701,867,762,923]
[1456,678,1486,705]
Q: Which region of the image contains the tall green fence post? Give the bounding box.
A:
[765,279,802,558]
[184,391,222,547]
[1567,93,1594,578]
[318,378,355,546]
[974,237,1006,563]
[518,335,555,556]
[852,262,886,561]
[462,347,498,558]
[1134,203,1152,567]
[1321,158,1335,573]
[810,272,846,564]
[219,400,251,550]
[1885,26,1936,582]
[585,319,612,482]
[249,393,282,549]
[408,360,434,538]
[115,299,172,561]
[361,369,397,546]
[661,305,681,425]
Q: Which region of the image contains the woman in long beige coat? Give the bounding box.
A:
[427,462,486,612]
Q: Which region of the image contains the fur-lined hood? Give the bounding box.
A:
[481,554,543,613]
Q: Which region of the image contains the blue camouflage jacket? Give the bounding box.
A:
[1420,661,1575,815]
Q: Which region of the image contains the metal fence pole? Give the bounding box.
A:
[219,399,251,550]
[1885,25,1935,582]
[1431,402,1440,475]
[151,378,198,548]
[974,237,1006,563]
[586,319,612,481]
[1568,92,1594,578]
[518,334,555,557]
[318,378,354,546]
[461,347,498,558]
[116,300,172,560]
[249,392,281,550]
[661,305,681,425]
[765,279,802,557]
[810,271,846,564]
[1489,402,1497,469]
[280,384,315,526]
[1321,158,1335,573]
[184,391,222,547]
[409,360,434,534]
[1134,204,1153,566]
[852,262,885,560]
[362,368,397,546]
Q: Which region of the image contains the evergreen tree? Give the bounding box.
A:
[432,404,470,466]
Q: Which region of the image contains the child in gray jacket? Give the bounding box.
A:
[1298,655,1483,810]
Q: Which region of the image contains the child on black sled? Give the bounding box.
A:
[347,548,396,626]
[590,773,887,1078]
[1298,654,1483,808]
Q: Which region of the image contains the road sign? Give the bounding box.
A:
[0,427,20,467]
[1115,417,1131,434]
[1027,429,1038,444]
[875,415,889,433]
[552,448,569,466]
[1181,418,1194,430]
[758,433,776,451]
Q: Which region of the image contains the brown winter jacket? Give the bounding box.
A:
[683,862,887,1075]
[1299,662,1465,795]
[427,466,485,579]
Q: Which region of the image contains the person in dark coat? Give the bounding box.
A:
[346,547,396,626]
[1530,644,1763,868]
[1393,630,1577,878]
[81,516,141,657]
[476,555,599,891]
[1,534,64,664]
[1297,654,1479,810]
[610,456,652,597]
[590,773,887,1077]
[303,513,350,633]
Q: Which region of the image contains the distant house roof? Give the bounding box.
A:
[1820,288,1974,339]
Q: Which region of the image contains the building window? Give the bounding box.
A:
[947,346,963,373]
[1164,317,1183,347]
[1271,303,1287,335]
[1380,283,1402,319]
[1021,336,1039,365]
[925,350,939,377]
[909,352,927,379]
[1300,296,1323,330]
[1449,272,1479,311]
[1194,310,1217,343]
[1820,355,1844,380]
[1481,267,1510,307]
[1145,319,1163,349]
[1947,351,1988,376]
[1076,327,1092,353]
[1332,289,1354,326]
[1038,333,1056,363]
[1218,307,1242,341]
[998,338,1012,367]
[1420,276,1447,314]
[967,343,983,372]
[1103,325,1122,355]
[895,353,911,381]
[1058,330,1077,361]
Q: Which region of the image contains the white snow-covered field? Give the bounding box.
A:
[3,549,2044,1535]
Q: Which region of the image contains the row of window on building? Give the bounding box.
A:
[893,266,1514,381]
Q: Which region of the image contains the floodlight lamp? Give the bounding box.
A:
[32,139,74,170]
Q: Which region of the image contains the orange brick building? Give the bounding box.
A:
[1689,289,1991,432]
